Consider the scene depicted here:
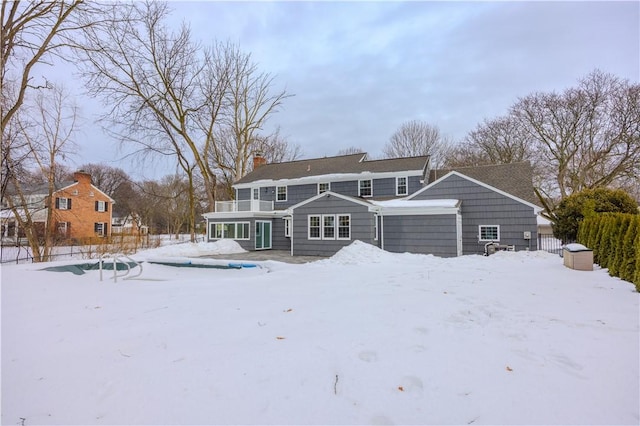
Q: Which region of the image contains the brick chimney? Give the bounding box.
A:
[253,152,267,170]
[73,170,92,185]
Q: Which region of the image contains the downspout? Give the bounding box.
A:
[289,210,294,257]
[380,211,385,251]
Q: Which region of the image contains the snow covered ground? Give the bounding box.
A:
[2,241,639,425]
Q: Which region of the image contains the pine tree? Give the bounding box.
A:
[609,215,630,278]
[620,216,638,283]
[634,229,640,292]
[597,214,613,269]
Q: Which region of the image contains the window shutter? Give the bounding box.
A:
[68,199,71,209]
[95,201,98,211]
[105,202,108,212]
[55,198,60,209]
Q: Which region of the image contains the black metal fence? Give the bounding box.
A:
[537,233,566,255]
[0,234,205,264]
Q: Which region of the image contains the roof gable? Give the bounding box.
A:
[428,162,540,206]
[234,153,430,186]
[410,170,541,211]
[288,191,376,212]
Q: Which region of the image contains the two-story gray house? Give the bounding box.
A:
[203,153,541,257]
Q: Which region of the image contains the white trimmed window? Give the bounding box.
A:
[211,222,250,240]
[56,197,71,210]
[94,222,107,236]
[359,179,372,197]
[276,186,287,202]
[337,215,351,240]
[252,188,260,200]
[396,176,408,196]
[479,225,500,241]
[318,183,330,194]
[308,214,352,241]
[95,200,107,212]
[323,215,335,240]
[57,222,68,235]
[308,215,321,240]
[284,217,291,237]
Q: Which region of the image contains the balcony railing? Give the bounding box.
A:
[215,200,275,212]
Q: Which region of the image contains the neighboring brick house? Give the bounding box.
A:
[1,170,115,242]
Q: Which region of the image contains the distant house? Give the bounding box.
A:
[112,214,149,236]
[1,170,115,243]
[202,153,541,257]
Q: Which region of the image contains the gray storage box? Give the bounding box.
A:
[563,243,593,271]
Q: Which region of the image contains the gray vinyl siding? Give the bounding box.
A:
[271,217,291,251]
[329,181,358,197]
[407,176,424,195]
[373,176,423,197]
[237,175,425,205]
[291,194,375,256]
[412,174,538,254]
[381,214,458,257]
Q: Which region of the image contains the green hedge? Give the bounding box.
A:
[578,213,640,292]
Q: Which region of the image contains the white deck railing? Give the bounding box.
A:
[215,200,275,212]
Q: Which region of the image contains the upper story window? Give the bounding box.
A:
[276,186,287,202]
[95,201,108,212]
[252,188,260,200]
[318,183,330,194]
[359,179,372,197]
[479,225,500,241]
[56,197,71,210]
[396,176,408,196]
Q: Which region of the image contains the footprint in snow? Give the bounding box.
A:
[398,375,424,393]
[358,351,378,362]
[371,415,394,425]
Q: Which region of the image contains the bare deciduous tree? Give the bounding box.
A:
[336,146,365,156]
[208,46,291,192]
[1,0,114,136]
[383,120,453,168]
[214,127,302,199]
[445,70,640,211]
[513,70,640,200]
[3,84,78,261]
[80,2,289,240]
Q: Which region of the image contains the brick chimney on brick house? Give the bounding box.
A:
[253,152,267,170]
[73,170,92,184]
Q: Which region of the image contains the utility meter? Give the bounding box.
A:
[523,231,531,240]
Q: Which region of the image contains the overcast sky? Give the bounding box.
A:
[65,1,639,179]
